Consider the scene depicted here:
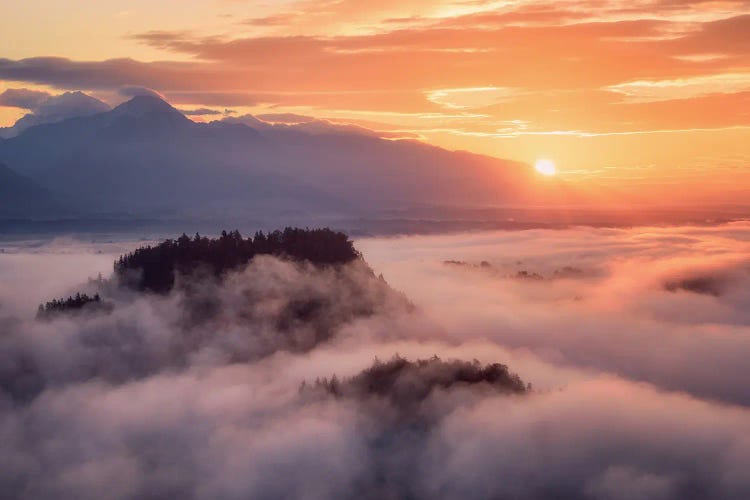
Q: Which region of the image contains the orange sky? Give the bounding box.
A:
[1,0,749,204]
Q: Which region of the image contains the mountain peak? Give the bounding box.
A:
[112,95,183,118]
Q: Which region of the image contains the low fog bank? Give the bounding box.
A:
[0,238,133,317]
[359,221,750,406]
[1,255,409,403]
[1,224,750,498]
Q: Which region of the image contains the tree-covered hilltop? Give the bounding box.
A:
[304,356,529,428]
[35,228,362,316]
[37,293,112,319]
[311,356,528,404]
[115,227,361,293]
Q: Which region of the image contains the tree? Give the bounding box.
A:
[113,227,361,294]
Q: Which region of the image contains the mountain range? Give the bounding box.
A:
[0,95,543,222]
[0,162,62,216]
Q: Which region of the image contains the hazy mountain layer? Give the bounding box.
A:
[0,163,63,216]
[0,95,536,219]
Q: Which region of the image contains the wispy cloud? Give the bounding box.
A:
[424,86,519,109]
[1,1,750,182]
[607,72,750,103]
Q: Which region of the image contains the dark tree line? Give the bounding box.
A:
[35,227,360,316]
[37,293,108,319]
[114,227,361,293]
[310,355,529,406]
[664,274,724,297]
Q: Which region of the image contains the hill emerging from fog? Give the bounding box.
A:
[0,95,537,220]
[114,227,361,293]
[19,227,411,402]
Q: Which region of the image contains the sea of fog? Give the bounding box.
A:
[2,223,750,499]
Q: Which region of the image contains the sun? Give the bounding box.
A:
[534,159,557,176]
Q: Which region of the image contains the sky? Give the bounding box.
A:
[1,0,749,200]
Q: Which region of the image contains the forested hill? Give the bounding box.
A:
[115,227,361,293]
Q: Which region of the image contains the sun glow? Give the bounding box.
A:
[535,159,557,176]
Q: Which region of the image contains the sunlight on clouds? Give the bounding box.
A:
[431,0,524,19]
[606,73,750,103]
[425,87,519,109]
[2,0,750,195]
[672,53,730,63]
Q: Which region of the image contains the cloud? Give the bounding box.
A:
[236,0,750,36]
[2,224,750,497]
[0,4,748,143]
[0,90,109,138]
[0,238,129,316]
[421,377,750,499]
[117,85,164,100]
[357,222,750,406]
[424,86,518,109]
[2,12,746,99]
[242,12,302,27]
[178,107,224,116]
[0,57,219,93]
[606,72,750,103]
[0,88,51,110]
[164,91,260,107]
[256,112,318,124]
[1,8,749,142]
[0,253,410,402]
[223,113,419,139]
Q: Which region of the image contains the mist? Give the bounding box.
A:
[358,222,750,406]
[2,224,750,499]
